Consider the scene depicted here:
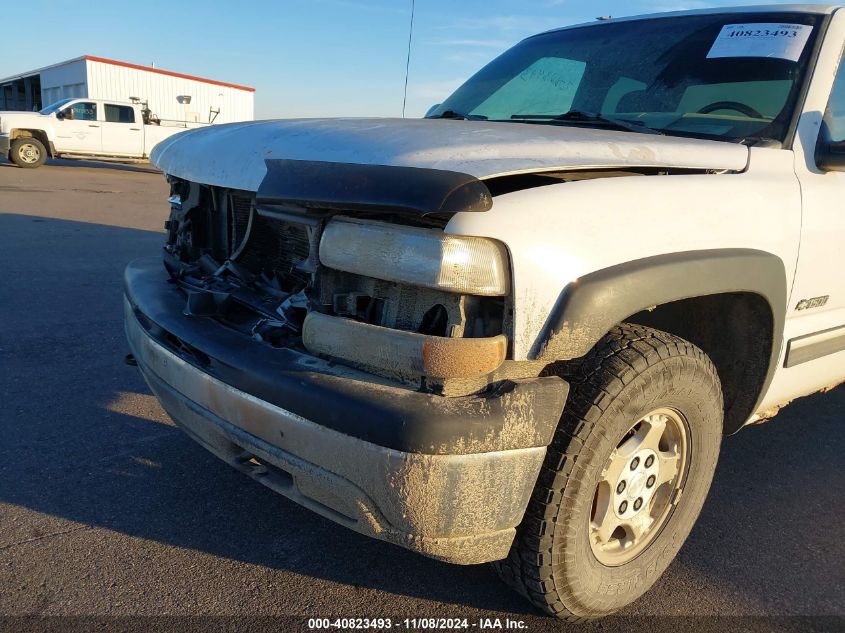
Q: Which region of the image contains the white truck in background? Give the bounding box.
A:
[0,98,205,168]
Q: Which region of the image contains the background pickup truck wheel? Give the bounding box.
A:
[494,323,723,620]
[10,137,47,168]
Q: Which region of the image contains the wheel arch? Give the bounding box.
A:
[10,129,53,156]
[535,249,786,434]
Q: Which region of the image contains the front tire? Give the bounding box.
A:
[495,324,723,620]
[10,137,47,168]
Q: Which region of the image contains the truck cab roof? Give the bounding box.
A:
[543,3,841,35]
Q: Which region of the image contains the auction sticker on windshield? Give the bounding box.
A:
[707,23,812,62]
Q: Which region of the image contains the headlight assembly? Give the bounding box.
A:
[319,217,509,296]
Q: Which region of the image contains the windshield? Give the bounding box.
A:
[39,98,74,115]
[430,12,823,142]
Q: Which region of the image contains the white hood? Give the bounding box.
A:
[0,111,51,133]
[150,118,749,191]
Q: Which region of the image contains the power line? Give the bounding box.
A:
[402,0,415,118]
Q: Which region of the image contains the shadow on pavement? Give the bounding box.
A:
[679,389,845,616]
[0,156,160,174]
[0,213,842,620]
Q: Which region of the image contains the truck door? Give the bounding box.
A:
[55,101,102,154]
[101,103,143,156]
[784,38,845,400]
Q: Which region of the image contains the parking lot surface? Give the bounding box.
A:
[0,159,843,633]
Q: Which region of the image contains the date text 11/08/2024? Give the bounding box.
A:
[307,618,528,630]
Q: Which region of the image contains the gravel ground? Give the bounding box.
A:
[0,158,843,633]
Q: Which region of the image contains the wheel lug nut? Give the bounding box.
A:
[630,457,640,470]
[633,498,643,511]
[616,480,626,494]
[645,455,655,468]
[647,475,656,488]
[619,501,628,514]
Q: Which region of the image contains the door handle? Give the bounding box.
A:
[88,124,100,128]
[129,128,140,131]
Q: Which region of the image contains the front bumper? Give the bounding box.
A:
[0,134,10,155]
[124,257,568,564]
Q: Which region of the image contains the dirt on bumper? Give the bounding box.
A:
[123,258,569,564]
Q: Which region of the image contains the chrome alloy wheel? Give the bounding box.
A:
[589,408,689,566]
[18,142,42,164]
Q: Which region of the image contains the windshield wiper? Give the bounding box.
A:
[738,136,782,148]
[510,110,663,135]
[427,110,488,121]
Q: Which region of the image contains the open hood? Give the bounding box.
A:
[150,118,749,192]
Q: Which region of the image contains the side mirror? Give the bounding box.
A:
[816,138,845,171]
[55,111,64,120]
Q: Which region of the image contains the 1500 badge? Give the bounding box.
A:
[795,295,830,311]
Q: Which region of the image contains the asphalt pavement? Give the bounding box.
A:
[0,158,842,633]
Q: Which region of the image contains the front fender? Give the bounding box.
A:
[10,127,54,153]
[536,249,786,363]
[445,148,800,362]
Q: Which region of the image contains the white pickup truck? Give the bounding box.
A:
[125,3,845,621]
[0,98,200,168]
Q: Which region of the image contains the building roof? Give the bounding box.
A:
[83,56,255,92]
[0,56,82,85]
[0,55,255,93]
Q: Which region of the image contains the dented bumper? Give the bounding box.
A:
[124,257,568,564]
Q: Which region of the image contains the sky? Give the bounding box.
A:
[0,0,809,119]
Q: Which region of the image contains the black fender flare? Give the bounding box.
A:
[534,249,787,422]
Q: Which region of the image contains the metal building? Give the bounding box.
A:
[0,56,254,124]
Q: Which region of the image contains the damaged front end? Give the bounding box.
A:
[126,158,570,564]
[162,159,516,395]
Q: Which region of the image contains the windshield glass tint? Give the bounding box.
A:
[431,12,822,142]
[39,98,74,115]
